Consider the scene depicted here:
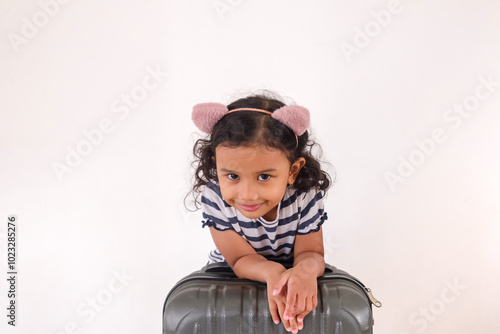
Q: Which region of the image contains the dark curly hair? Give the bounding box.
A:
[188,92,333,208]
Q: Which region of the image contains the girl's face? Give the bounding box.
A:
[215,145,305,221]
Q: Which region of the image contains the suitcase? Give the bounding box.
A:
[163,262,381,334]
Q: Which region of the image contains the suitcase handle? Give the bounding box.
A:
[202,262,236,274]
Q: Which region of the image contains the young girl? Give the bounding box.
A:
[190,93,332,333]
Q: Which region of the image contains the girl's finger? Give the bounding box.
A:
[277,301,291,331]
[312,294,317,310]
[296,312,307,331]
[303,296,313,315]
[268,300,280,325]
[287,315,300,333]
[297,296,315,323]
[297,310,309,324]
[295,296,306,315]
[284,291,297,320]
[297,296,317,329]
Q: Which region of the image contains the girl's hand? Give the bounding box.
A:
[267,279,302,333]
[273,266,318,329]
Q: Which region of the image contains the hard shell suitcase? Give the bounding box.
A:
[163,262,381,334]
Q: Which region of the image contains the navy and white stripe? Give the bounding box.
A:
[201,181,328,264]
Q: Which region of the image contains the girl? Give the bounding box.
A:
[190,93,332,333]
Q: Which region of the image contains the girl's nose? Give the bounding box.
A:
[238,181,259,201]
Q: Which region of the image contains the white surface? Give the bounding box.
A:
[1,0,499,333]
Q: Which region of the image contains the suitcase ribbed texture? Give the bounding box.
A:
[163,264,378,334]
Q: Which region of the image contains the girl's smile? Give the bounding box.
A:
[238,203,263,212]
[215,145,305,221]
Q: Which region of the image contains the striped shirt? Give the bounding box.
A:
[201,180,328,264]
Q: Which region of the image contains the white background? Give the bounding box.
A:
[1,0,500,333]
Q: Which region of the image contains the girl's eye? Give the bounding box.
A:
[258,174,271,181]
[227,173,239,181]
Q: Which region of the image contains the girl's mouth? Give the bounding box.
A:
[238,203,263,212]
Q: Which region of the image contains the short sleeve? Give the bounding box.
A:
[200,182,234,232]
[296,188,328,235]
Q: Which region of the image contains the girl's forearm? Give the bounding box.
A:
[293,251,325,277]
[232,254,287,283]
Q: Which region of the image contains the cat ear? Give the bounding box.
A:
[192,102,311,136]
[192,103,228,133]
[272,105,310,136]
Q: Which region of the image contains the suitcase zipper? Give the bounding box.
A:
[326,274,382,308]
[364,287,382,308]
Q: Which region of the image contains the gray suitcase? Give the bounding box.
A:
[163,262,381,334]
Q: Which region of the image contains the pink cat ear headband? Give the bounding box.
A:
[192,102,310,146]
